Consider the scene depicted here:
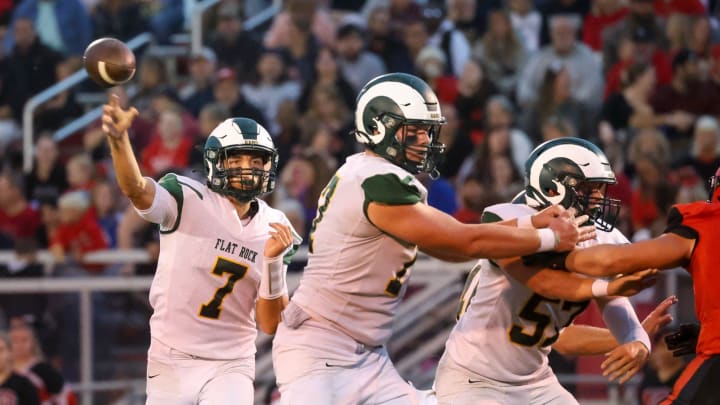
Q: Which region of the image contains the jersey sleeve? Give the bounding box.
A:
[361,173,423,221]
[134,175,180,231]
[664,206,700,240]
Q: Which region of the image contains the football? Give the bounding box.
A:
[83,37,136,88]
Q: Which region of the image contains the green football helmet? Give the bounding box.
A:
[524,138,620,232]
[203,118,278,202]
[354,73,446,177]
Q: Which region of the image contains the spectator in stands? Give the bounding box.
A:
[0,172,41,242]
[0,331,40,405]
[147,0,184,44]
[521,65,590,142]
[484,95,533,174]
[456,125,519,193]
[630,154,678,240]
[436,102,472,180]
[582,0,628,52]
[507,0,542,53]
[445,0,480,45]
[673,115,720,192]
[602,62,656,135]
[297,46,355,113]
[386,0,424,40]
[90,0,147,41]
[426,4,470,78]
[140,109,194,178]
[602,0,667,73]
[0,17,63,123]
[34,198,58,249]
[179,47,217,117]
[364,6,413,74]
[400,18,429,76]
[335,21,386,93]
[415,46,457,103]
[91,181,121,248]
[242,48,301,136]
[264,0,336,50]
[34,58,83,133]
[9,323,73,405]
[24,134,67,205]
[212,67,267,127]
[656,48,720,115]
[603,27,673,99]
[473,8,528,99]
[665,13,695,57]
[65,153,95,193]
[273,100,302,173]
[276,150,332,238]
[49,190,108,273]
[517,14,604,112]
[134,55,173,112]
[207,2,261,83]
[186,102,229,178]
[3,0,91,56]
[627,126,673,178]
[0,238,46,329]
[116,204,159,276]
[83,86,154,163]
[453,60,498,145]
[541,114,578,141]
[298,83,354,164]
[453,175,484,224]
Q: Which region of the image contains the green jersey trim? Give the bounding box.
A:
[361,173,422,223]
[157,173,196,234]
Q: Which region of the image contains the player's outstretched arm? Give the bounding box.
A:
[502,257,658,301]
[553,296,675,354]
[367,202,594,260]
[102,93,154,210]
[565,233,694,277]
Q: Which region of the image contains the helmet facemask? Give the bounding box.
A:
[373,113,445,178]
[572,180,621,232]
[205,145,277,202]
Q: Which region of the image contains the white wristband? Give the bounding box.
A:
[259,254,286,300]
[591,279,610,297]
[517,215,534,229]
[536,228,557,252]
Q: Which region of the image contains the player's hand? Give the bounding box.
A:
[265,223,293,258]
[665,323,700,357]
[601,340,649,384]
[102,93,138,139]
[641,295,677,338]
[545,207,596,251]
[607,269,659,297]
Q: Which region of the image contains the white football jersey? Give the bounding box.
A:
[444,202,629,384]
[136,174,298,360]
[290,153,427,347]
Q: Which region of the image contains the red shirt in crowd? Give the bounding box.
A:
[582,7,628,51]
[140,136,194,178]
[50,211,108,272]
[604,52,673,99]
[0,206,41,239]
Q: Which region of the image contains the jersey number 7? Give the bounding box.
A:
[199,257,249,319]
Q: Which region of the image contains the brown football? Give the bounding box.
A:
[83,37,136,88]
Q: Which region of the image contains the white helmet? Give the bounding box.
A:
[524,138,620,231]
[203,118,278,201]
[354,73,446,177]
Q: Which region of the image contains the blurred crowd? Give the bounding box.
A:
[0,0,718,401]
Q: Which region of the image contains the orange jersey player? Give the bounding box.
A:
[561,166,720,405]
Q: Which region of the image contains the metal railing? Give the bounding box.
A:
[22,33,154,173]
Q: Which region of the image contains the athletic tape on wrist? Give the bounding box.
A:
[537,228,557,252]
[259,254,286,300]
[591,279,610,297]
